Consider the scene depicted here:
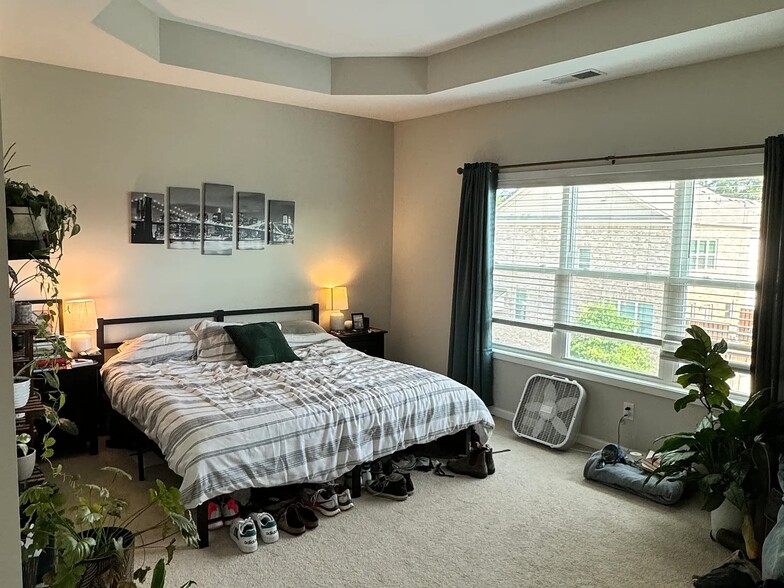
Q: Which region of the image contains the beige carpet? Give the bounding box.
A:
[58,420,728,587]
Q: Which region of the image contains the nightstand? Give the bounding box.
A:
[35,361,100,455]
[330,327,388,358]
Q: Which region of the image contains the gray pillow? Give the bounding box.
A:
[278,320,326,335]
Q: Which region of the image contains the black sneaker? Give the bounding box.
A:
[365,473,408,501]
[294,504,319,529]
[277,505,306,535]
[402,473,414,496]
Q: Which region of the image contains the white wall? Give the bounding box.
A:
[0,58,394,329]
[391,47,784,449]
[0,86,23,588]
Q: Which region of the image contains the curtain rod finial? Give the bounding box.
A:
[457,167,464,175]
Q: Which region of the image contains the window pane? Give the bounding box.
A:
[495,187,562,269]
[493,271,556,328]
[567,332,659,376]
[493,323,551,355]
[574,183,674,275]
[566,277,664,339]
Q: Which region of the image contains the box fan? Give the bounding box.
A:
[512,374,586,450]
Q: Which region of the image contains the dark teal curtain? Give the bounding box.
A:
[752,134,784,402]
[447,162,497,405]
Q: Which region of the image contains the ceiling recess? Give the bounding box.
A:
[546,69,606,85]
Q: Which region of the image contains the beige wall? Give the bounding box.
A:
[0,58,394,329]
[0,87,23,587]
[391,47,784,448]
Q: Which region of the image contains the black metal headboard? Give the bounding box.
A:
[97,303,319,350]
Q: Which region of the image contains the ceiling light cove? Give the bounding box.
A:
[4,0,784,120]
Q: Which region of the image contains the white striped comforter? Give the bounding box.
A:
[101,333,494,508]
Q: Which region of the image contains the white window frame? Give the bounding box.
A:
[492,153,763,402]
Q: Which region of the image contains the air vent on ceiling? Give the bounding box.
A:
[546,69,606,85]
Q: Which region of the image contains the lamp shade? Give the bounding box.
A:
[64,299,98,333]
[331,286,348,311]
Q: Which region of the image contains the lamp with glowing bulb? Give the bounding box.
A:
[322,287,349,331]
[64,299,98,355]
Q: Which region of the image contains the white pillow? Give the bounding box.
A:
[109,332,196,365]
[279,320,327,335]
[190,319,245,363]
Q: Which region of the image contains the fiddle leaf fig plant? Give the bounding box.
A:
[672,325,736,412]
[651,325,782,560]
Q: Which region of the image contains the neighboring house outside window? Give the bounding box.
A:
[491,173,761,398]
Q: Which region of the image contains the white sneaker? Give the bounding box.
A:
[250,512,279,544]
[335,485,354,511]
[206,501,223,530]
[302,487,341,517]
[229,518,258,553]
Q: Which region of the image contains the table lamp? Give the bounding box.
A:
[64,299,98,355]
[324,286,349,331]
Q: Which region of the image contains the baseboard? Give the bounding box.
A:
[490,406,608,450]
[575,433,609,450]
[489,406,515,422]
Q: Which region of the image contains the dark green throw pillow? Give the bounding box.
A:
[223,322,300,367]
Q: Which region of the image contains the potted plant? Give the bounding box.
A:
[20,467,199,588]
[17,433,36,481]
[651,325,781,560]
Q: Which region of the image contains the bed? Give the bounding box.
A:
[97,304,494,547]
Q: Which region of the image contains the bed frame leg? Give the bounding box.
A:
[351,464,363,498]
[195,503,210,549]
[136,449,146,482]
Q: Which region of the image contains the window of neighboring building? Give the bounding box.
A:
[491,169,762,398]
[578,248,591,269]
[690,239,717,270]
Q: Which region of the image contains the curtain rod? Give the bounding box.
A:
[455,143,765,175]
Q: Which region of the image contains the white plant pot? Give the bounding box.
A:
[13,377,31,409]
[17,449,36,481]
[710,498,744,539]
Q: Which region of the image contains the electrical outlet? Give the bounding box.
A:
[623,402,635,421]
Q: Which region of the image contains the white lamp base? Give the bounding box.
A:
[70,332,92,355]
[329,312,345,331]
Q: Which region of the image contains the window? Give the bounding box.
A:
[492,169,762,397]
[578,248,591,269]
[690,239,717,270]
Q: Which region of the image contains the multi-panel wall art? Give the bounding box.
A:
[130,192,165,244]
[129,184,293,254]
[237,192,266,250]
[168,187,201,249]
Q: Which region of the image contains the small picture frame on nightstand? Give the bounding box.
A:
[351,313,365,331]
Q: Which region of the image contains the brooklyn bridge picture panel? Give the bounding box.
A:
[168,187,201,249]
[202,183,234,256]
[130,192,165,244]
[268,200,295,245]
[237,192,266,250]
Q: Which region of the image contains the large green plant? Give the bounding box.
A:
[20,467,198,588]
[651,325,780,559]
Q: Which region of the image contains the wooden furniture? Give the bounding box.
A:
[329,327,388,358]
[36,362,101,455]
[11,323,37,374]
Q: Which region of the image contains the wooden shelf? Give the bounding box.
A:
[11,323,38,332]
[15,392,44,415]
[18,467,46,492]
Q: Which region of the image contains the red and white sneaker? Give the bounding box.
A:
[301,487,341,517]
[206,501,223,530]
[221,497,241,523]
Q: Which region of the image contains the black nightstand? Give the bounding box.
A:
[35,361,100,455]
[330,327,388,358]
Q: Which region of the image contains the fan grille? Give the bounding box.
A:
[514,375,581,447]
